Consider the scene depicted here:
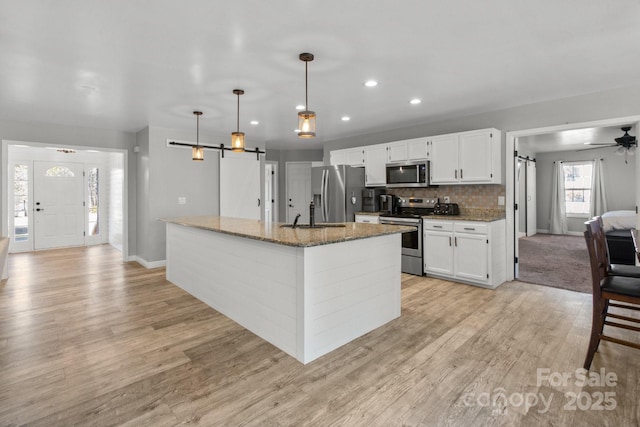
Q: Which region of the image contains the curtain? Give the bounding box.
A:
[590,159,608,217]
[550,161,567,234]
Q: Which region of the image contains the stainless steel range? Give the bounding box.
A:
[379,197,438,276]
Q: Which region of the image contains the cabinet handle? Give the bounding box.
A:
[449,236,451,246]
[454,169,457,179]
[460,169,463,179]
[455,237,458,246]
[433,225,443,228]
[463,227,475,231]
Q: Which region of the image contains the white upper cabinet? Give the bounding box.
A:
[330,147,364,167]
[387,141,408,163]
[387,138,429,163]
[364,144,388,186]
[430,134,459,184]
[430,129,502,185]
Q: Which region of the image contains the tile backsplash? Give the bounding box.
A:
[392,184,506,215]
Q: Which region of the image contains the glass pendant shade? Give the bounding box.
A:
[297,110,316,138]
[192,145,204,161]
[231,131,245,152]
[192,111,204,161]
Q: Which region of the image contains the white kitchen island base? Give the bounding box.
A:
[165,221,402,364]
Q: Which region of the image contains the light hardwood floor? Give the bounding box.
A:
[1,245,638,426]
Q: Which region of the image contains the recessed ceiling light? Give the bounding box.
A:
[341,116,351,121]
[409,98,422,105]
[364,80,378,87]
[250,120,259,125]
[296,105,305,110]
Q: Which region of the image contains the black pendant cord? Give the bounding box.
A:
[305,60,309,110]
[237,92,240,133]
[196,113,200,148]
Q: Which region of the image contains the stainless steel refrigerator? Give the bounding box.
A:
[311,165,365,223]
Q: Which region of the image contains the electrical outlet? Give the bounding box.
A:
[498,196,505,206]
[443,196,450,203]
[178,197,187,205]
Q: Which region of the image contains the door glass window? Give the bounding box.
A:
[88,168,99,236]
[14,164,29,242]
[45,166,75,177]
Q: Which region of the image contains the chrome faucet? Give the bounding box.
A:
[292,213,301,228]
[309,201,315,227]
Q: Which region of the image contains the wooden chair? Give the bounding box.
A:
[595,216,640,278]
[583,218,640,370]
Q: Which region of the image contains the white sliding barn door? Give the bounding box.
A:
[219,151,261,220]
[526,160,537,236]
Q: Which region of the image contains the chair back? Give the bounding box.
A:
[584,218,608,295]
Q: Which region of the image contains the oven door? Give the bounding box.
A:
[379,217,422,257]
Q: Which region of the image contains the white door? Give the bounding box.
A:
[286,162,312,223]
[33,161,85,250]
[526,160,537,236]
[220,151,261,220]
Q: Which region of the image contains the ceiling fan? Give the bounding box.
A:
[582,126,637,163]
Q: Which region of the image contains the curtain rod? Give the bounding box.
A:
[168,140,265,160]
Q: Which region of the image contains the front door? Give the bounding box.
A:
[33,161,85,249]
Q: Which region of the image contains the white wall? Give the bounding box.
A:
[136,126,267,263]
[108,152,124,251]
[535,146,636,233]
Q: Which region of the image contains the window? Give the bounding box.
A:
[87,167,99,236]
[45,165,75,177]
[563,162,593,216]
[14,164,29,242]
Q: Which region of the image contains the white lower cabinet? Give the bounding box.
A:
[423,219,506,288]
[355,214,380,224]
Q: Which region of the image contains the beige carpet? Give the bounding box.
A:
[518,233,591,293]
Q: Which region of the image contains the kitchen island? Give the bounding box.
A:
[161,216,412,364]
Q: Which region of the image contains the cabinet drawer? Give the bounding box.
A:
[454,222,488,235]
[355,215,379,224]
[423,220,453,232]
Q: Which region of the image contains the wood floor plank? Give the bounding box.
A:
[1,244,638,426]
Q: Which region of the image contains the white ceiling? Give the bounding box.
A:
[518,124,635,154]
[2,1,640,150]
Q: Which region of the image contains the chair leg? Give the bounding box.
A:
[584,299,607,370]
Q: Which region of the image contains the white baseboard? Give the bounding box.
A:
[537,228,550,234]
[134,256,167,269]
[534,228,582,237]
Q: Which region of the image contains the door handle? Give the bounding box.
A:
[258,198,261,207]
[36,208,44,212]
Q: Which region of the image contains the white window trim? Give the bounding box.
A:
[563,160,594,217]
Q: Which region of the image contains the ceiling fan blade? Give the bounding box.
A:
[584,142,616,146]
[577,145,616,151]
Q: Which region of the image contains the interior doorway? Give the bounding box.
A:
[285,162,312,223]
[506,115,640,282]
[4,141,128,260]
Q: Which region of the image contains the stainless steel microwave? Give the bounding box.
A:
[385,161,430,188]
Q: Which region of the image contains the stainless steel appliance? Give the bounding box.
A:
[379,197,439,276]
[362,188,385,212]
[379,194,396,214]
[312,165,365,223]
[385,160,431,188]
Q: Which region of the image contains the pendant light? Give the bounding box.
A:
[192,111,204,161]
[231,89,245,152]
[298,52,316,138]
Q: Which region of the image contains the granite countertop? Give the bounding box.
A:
[356,211,506,222]
[160,216,413,248]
